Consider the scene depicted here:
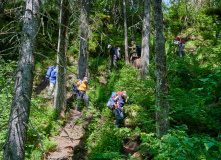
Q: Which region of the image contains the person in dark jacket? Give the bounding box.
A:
[108,44,118,73]
[113,91,129,128]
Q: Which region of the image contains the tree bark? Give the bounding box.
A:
[110,0,116,24]
[152,0,169,135]
[0,0,4,30]
[131,0,134,41]
[53,0,69,119]
[123,0,129,66]
[0,0,4,50]
[141,0,150,77]
[77,0,90,80]
[3,0,41,159]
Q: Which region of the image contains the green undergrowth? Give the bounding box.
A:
[1,42,220,159]
[0,50,220,159]
[84,61,156,159]
[84,40,221,159]
[0,58,17,159]
[141,127,221,159]
[0,58,62,159]
[25,98,60,159]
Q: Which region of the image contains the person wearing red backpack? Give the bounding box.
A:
[113,91,129,128]
[173,37,185,53]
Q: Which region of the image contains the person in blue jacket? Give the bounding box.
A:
[48,67,57,99]
[113,91,129,128]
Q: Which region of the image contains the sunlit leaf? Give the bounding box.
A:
[204,142,214,150]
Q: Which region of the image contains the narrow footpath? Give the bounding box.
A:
[47,108,92,160]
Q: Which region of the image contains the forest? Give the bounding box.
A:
[0,0,221,159]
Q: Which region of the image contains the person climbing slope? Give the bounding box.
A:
[48,67,57,99]
[107,44,118,73]
[108,91,129,128]
[75,77,94,113]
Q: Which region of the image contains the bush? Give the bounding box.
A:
[87,124,124,160]
[140,127,221,160]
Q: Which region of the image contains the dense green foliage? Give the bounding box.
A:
[0,0,221,159]
[0,59,16,159]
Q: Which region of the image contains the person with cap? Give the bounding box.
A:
[113,91,129,128]
[107,44,118,73]
[129,41,138,62]
[48,67,57,99]
[75,77,94,113]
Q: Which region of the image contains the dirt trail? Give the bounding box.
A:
[47,109,91,160]
[46,109,139,160]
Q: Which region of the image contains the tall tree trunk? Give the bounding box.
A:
[3,0,41,159]
[185,0,188,14]
[53,0,69,119]
[131,0,134,41]
[141,0,150,77]
[123,0,129,66]
[0,0,4,50]
[110,0,116,24]
[77,0,90,79]
[0,0,4,30]
[152,0,169,135]
[179,0,194,57]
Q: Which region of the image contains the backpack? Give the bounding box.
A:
[136,45,141,57]
[107,91,122,110]
[174,37,185,44]
[116,47,121,60]
[72,79,88,95]
[46,66,55,79]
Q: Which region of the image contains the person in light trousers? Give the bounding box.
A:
[48,67,57,99]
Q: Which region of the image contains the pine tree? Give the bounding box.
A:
[53,0,69,119]
[77,0,90,79]
[3,0,42,159]
[152,0,170,135]
[141,0,150,77]
[123,0,129,66]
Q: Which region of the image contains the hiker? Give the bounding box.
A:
[112,91,129,128]
[45,66,55,84]
[108,44,118,73]
[75,77,94,113]
[173,37,185,53]
[129,41,138,62]
[48,67,57,99]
